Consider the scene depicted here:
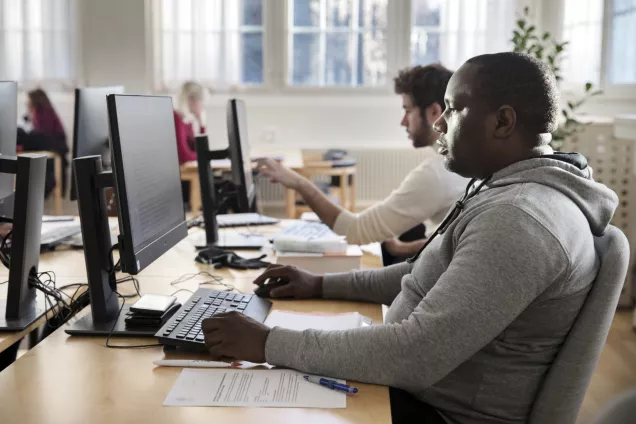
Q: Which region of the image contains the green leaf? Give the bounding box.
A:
[527,25,536,33]
[556,75,563,81]
[555,45,564,53]
[543,32,550,40]
[517,19,526,29]
[591,90,603,96]
[568,101,575,110]
[513,30,521,39]
[585,82,592,91]
[562,109,570,118]
[524,6,530,15]
[547,55,555,64]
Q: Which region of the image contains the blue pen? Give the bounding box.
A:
[303,375,359,394]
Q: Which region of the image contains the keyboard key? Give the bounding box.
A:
[176,334,186,339]
[196,335,205,342]
[217,292,228,299]
[185,335,196,340]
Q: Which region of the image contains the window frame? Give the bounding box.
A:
[545,0,636,99]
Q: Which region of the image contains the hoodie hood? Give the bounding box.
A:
[487,153,618,236]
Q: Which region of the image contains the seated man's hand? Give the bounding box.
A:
[202,311,270,363]
[253,264,323,299]
[385,238,427,257]
[255,158,304,189]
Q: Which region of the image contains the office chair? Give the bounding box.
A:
[591,387,636,424]
[528,225,630,424]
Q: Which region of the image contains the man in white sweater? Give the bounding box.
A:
[257,64,467,257]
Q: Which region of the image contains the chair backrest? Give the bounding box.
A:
[529,225,630,424]
[592,387,636,424]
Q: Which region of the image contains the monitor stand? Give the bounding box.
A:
[66,303,155,337]
[65,156,155,337]
[193,135,267,251]
[0,154,48,331]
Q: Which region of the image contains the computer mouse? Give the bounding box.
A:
[255,277,290,298]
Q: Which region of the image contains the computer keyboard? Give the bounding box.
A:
[271,221,347,254]
[40,221,83,246]
[186,213,279,229]
[217,213,279,228]
[156,288,272,350]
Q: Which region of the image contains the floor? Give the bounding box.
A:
[36,198,636,422]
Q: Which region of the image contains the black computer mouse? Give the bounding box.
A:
[254,277,290,298]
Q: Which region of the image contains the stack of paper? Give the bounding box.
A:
[264,310,371,331]
[164,369,346,408]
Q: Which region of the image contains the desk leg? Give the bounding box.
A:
[350,173,356,212]
[339,172,348,211]
[190,178,202,213]
[285,188,296,218]
[53,156,63,215]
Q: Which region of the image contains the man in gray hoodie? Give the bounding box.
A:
[201,52,619,423]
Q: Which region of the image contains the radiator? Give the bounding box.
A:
[256,148,432,207]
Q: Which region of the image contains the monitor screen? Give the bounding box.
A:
[71,86,124,200]
[107,94,186,274]
[0,81,17,218]
[227,99,254,211]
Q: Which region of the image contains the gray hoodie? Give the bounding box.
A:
[265,154,619,424]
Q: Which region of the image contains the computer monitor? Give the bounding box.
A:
[66,94,187,336]
[70,86,124,200]
[0,152,47,331]
[227,99,255,212]
[0,81,18,219]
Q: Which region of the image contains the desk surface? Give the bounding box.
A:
[0,224,390,424]
[181,148,305,171]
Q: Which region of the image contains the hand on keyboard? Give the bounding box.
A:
[252,264,323,299]
[202,311,270,363]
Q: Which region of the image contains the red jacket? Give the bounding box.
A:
[174,111,205,165]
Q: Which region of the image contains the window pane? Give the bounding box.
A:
[561,0,603,85]
[242,32,263,83]
[358,0,388,28]
[609,2,636,84]
[359,30,387,85]
[292,33,321,85]
[326,0,353,27]
[293,0,321,27]
[410,0,515,70]
[325,32,352,85]
[412,0,441,26]
[242,0,263,26]
[411,30,440,65]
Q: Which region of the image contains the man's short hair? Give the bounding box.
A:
[466,52,559,137]
[394,64,453,114]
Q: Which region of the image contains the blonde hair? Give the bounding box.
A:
[177,81,205,134]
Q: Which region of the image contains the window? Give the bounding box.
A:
[288,0,388,87]
[561,0,604,85]
[411,0,515,71]
[153,0,264,90]
[0,0,76,86]
[609,0,636,84]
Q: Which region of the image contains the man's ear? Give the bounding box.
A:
[493,105,516,138]
[425,103,443,125]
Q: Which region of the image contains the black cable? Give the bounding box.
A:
[104,292,162,349]
[116,276,141,298]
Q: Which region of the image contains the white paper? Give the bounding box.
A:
[264,310,363,332]
[164,369,346,408]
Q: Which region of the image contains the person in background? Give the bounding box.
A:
[174,81,206,165]
[202,52,618,423]
[257,64,467,257]
[17,89,69,198]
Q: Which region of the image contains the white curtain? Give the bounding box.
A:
[0,0,76,86]
[412,0,517,71]
[154,0,255,90]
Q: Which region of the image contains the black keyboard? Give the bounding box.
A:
[156,288,272,350]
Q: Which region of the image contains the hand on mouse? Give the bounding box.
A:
[253,264,323,299]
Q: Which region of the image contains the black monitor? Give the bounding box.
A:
[70,86,124,200]
[0,81,17,219]
[66,94,187,336]
[0,152,48,331]
[227,99,254,212]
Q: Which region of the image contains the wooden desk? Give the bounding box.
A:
[180,149,304,213]
[18,150,63,215]
[0,225,391,423]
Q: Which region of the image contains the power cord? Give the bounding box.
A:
[169,271,241,294]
